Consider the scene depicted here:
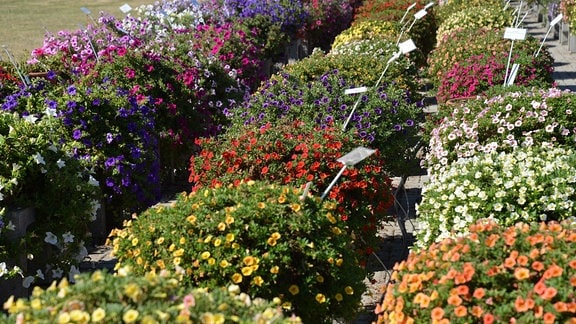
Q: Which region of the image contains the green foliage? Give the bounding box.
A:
[110,181,367,323]
[2,269,298,323]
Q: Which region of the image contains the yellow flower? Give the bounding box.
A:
[278,195,287,203]
[186,215,196,224]
[156,260,165,269]
[220,260,229,268]
[213,238,222,247]
[69,310,89,322]
[201,251,211,259]
[289,285,300,295]
[315,293,326,303]
[332,227,342,235]
[290,203,301,212]
[179,237,186,244]
[253,276,264,286]
[173,257,181,266]
[173,249,184,257]
[270,232,281,240]
[243,256,256,266]
[225,216,234,225]
[92,308,106,322]
[267,237,277,246]
[30,298,42,310]
[156,237,165,245]
[326,212,337,224]
[208,258,216,266]
[57,312,71,324]
[217,222,226,231]
[141,315,157,324]
[270,266,279,274]
[123,309,139,323]
[203,235,213,243]
[125,283,143,302]
[131,238,138,246]
[257,202,266,209]
[335,293,343,302]
[168,244,176,252]
[225,233,235,242]
[232,273,243,283]
[336,258,343,266]
[316,275,324,283]
[242,266,253,276]
[345,286,354,295]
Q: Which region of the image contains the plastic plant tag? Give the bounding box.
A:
[507,63,520,86]
[119,4,132,14]
[337,147,376,166]
[504,27,527,40]
[399,39,417,54]
[551,14,563,26]
[425,2,434,9]
[344,87,368,95]
[80,7,91,15]
[414,9,427,20]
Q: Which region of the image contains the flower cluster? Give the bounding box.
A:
[435,52,554,103]
[424,88,576,172]
[189,121,394,256]
[376,220,576,323]
[434,0,503,25]
[435,5,514,44]
[109,181,367,323]
[227,69,424,176]
[2,269,298,323]
[427,28,554,85]
[0,109,100,285]
[352,0,438,61]
[331,20,398,49]
[416,145,576,249]
[299,0,354,51]
[561,0,576,30]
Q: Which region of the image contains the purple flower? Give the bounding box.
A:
[406,119,415,127]
[72,129,82,140]
[67,86,77,95]
[394,124,402,131]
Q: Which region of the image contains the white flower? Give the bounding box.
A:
[0,262,6,277]
[5,221,15,231]
[56,159,66,169]
[33,153,45,165]
[22,276,35,288]
[48,144,58,152]
[88,175,99,187]
[62,232,75,243]
[44,232,59,246]
[22,115,38,124]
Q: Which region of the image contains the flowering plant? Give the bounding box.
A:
[416,145,576,249]
[376,220,576,323]
[424,88,576,172]
[435,0,503,25]
[227,69,424,176]
[435,52,554,103]
[189,121,394,256]
[0,109,100,286]
[2,269,298,323]
[352,0,438,61]
[561,0,576,30]
[299,0,354,51]
[331,20,398,49]
[427,28,554,85]
[435,5,514,44]
[109,181,367,323]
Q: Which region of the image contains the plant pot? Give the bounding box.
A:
[569,33,576,53]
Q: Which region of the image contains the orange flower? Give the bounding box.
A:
[447,294,462,306]
[543,264,563,279]
[543,312,555,324]
[570,276,576,287]
[473,288,485,299]
[485,234,499,248]
[569,259,576,270]
[532,261,544,272]
[517,255,528,266]
[462,262,475,281]
[431,307,444,321]
[514,267,530,280]
[515,296,529,312]
[541,287,558,300]
[483,313,495,324]
[534,281,547,295]
[413,293,431,308]
[455,285,469,296]
[554,302,568,312]
[504,257,516,268]
[454,305,467,317]
[471,306,484,318]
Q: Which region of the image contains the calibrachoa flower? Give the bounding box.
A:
[227,69,424,176]
[189,120,394,260]
[298,0,354,51]
[109,181,367,323]
[2,269,298,322]
[416,145,576,249]
[376,220,576,323]
[435,5,513,43]
[424,88,576,173]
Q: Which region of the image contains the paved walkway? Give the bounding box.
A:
[80,8,576,324]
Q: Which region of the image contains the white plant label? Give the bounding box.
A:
[399,39,417,54]
[504,27,527,40]
[344,87,368,95]
[551,14,563,26]
[119,4,132,14]
[80,7,91,15]
[507,63,520,86]
[337,147,376,166]
[414,9,427,20]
